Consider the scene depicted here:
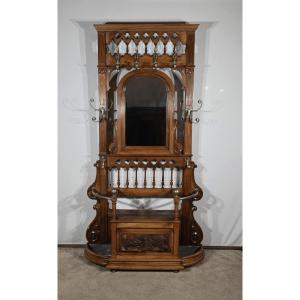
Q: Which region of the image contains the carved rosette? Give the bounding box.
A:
[174,141,184,154]
[185,66,194,76]
[98,66,108,74]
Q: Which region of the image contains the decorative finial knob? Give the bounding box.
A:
[173,189,180,196]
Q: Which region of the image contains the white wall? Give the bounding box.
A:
[58,0,242,245]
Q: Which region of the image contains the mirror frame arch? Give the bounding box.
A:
[116,68,176,155]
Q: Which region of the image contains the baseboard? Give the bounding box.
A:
[58,244,242,251]
[58,244,85,248]
[203,246,242,250]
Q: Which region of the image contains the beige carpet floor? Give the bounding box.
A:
[58,248,242,300]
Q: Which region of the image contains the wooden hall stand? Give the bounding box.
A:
[84,22,205,271]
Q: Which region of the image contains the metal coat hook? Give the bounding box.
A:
[184,99,203,124]
[89,98,106,122]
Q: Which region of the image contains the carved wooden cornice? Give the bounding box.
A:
[94,23,199,32]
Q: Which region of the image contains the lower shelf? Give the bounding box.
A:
[85,243,204,270]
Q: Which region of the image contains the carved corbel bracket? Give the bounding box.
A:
[180,190,204,246]
[180,158,204,245]
[87,182,97,199]
[190,203,204,245]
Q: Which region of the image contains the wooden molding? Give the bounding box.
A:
[58,244,242,251]
[94,23,199,32]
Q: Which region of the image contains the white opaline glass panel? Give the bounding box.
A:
[128,168,136,188]
[175,40,186,55]
[163,168,171,188]
[110,169,118,187]
[137,40,145,55]
[172,169,178,187]
[156,39,164,56]
[146,39,155,56]
[166,39,174,56]
[118,40,127,56]
[117,198,174,210]
[128,40,137,56]
[155,168,162,188]
[137,168,145,188]
[119,168,127,188]
[110,166,182,189]
[107,41,117,55]
[146,168,153,188]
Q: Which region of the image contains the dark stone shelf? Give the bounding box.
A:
[88,243,201,258]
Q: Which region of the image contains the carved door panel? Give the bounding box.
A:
[117,228,173,254]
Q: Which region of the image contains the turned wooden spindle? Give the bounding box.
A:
[152,167,156,188]
[117,167,120,188]
[143,166,147,188]
[135,166,138,188]
[126,167,129,188]
[170,166,174,188]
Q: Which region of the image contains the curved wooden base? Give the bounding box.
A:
[84,245,110,267]
[181,246,205,267]
[84,244,204,270]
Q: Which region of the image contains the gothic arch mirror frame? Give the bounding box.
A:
[116,69,176,155]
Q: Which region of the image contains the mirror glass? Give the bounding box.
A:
[125,76,167,146]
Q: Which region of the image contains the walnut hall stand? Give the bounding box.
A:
[85,22,205,271]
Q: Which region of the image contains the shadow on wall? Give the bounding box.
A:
[58,21,99,243]
[192,22,225,245]
[196,164,225,245]
[58,20,223,245]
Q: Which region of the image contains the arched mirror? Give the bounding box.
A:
[125,76,167,146]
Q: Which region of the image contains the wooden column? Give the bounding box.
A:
[97,31,108,156]
[173,189,181,257]
[110,189,118,257]
[183,31,196,155]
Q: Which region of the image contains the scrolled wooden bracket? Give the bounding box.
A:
[86,198,109,244]
[190,204,203,245]
[86,189,117,244]
[179,159,204,246]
